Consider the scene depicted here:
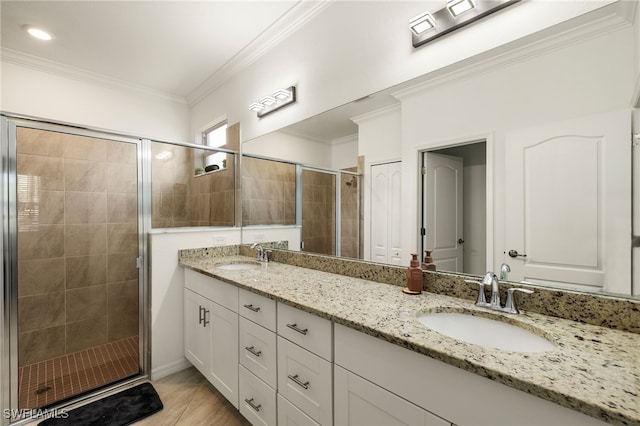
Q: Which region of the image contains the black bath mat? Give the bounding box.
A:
[39,382,163,425]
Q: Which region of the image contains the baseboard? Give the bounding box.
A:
[150,357,191,381]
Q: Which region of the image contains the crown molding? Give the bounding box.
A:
[278,126,333,145]
[186,0,334,107]
[351,103,400,125]
[330,134,358,146]
[392,0,636,101]
[1,47,188,105]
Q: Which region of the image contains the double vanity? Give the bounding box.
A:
[178,245,639,426]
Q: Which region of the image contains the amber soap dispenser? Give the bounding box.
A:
[403,253,423,295]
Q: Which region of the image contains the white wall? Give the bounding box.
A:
[242,130,332,168]
[149,229,241,379]
[331,135,358,171]
[1,61,190,142]
[190,1,618,144]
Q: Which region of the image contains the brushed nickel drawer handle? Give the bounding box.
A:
[202,309,210,327]
[288,374,309,390]
[286,323,308,335]
[244,398,261,412]
[245,346,262,357]
[198,306,204,325]
[243,304,260,312]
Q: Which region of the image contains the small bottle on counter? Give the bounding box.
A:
[422,250,436,271]
[403,253,423,295]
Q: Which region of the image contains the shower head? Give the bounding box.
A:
[345,176,358,188]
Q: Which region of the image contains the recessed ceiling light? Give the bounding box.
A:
[23,25,53,41]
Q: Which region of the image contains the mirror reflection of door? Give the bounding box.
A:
[423,152,464,272]
[422,142,486,275]
[504,110,631,294]
[370,162,402,265]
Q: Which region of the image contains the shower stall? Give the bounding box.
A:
[1,117,148,424]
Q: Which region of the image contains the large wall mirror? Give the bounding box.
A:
[240,2,639,298]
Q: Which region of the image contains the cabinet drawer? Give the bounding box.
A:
[277,302,332,361]
[277,337,332,426]
[239,317,277,388]
[239,288,276,331]
[185,268,238,312]
[277,394,321,426]
[239,366,276,426]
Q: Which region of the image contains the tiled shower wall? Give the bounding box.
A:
[302,169,336,255]
[340,171,360,259]
[241,157,296,226]
[16,128,139,366]
[150,142,236,227]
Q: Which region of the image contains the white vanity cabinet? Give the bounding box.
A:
[276,302,333,426]
[334,365,450,426]
[184,269,239,409]
[238,288,278,426]
[334,323,608,426]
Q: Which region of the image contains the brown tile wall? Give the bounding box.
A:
[16,128,139,366]
[340,171,360,259]
[151,142,235,227]
[302,169,336,256]
[241,157,296,226]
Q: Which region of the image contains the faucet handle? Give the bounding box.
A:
[504,288,534,314]
[465,280,490,306]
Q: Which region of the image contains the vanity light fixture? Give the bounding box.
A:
[411,0,520,49]
[248,86,297,118]
[409,11,436,36]
[447,0,476,17]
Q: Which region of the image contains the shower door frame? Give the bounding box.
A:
[1,115,151,425]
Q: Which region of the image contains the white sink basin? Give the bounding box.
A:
[417,312,555,353]
[217,262,261,271]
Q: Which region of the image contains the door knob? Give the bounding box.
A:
[508,249,527,258]
[458,238,464,244]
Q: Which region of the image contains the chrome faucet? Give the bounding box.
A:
[500,262,511,280]
[251,243,269,263]
[465,272,533,314]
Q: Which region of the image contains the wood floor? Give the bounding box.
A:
[135,367,250,426]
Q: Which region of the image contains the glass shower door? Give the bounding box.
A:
[12,125,141,411]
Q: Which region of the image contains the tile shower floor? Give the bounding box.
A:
[18,336,139,409]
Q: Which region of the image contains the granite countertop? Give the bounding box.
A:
[179,255,640,426]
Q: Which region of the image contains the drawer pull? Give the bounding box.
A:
[244,398,262,412]
[286,323,308,335]
[243,304,261,313]
[198,306,204,324]
[288,374,309,390]
[202,308,210,327]
[245,346,262,357]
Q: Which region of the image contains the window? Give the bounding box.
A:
[202,122,228,172]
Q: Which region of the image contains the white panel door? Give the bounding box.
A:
[423,153,464,272]
[505,110,631,293]
[208,302,239,408]
[184,289,209,375]
[370,162,402,265]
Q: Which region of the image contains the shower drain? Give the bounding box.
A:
[34,385,52,395]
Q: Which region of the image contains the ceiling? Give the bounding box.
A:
[0,1,328,105]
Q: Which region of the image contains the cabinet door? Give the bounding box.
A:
[184,288,209,375]
[207,302,239,409]
[335,365,449,426]
[277,394,321,426]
